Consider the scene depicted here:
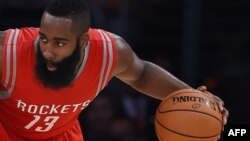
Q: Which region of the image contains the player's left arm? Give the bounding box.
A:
[111,33,229,124]
[112,35,190,100]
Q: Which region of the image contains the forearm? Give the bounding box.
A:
[128,61,191,100]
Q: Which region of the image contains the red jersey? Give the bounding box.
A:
[0,27,117,140]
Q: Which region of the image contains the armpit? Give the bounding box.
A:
[0,31,6,47]
[0,31,6,81]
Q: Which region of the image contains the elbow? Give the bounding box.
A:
[129,61,148,88]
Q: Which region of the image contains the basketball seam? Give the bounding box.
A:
[155,123,164,141]
[155,117,221,138]
[157,109,222,124]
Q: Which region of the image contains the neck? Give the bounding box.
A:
[74,48,85,74]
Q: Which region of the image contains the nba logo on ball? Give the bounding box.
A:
[155,89,223,141]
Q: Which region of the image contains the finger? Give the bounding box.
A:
[221,109,229,131]
[217,100,224,112]
[223,108,229,125]
[198,89,225,112]
[200,91,225,114]
[197,86,207,92]
[219,104,224,112]
[213,96,224,112]
[223,115,228,125]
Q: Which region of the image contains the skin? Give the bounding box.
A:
[0,12,229,125]
[39,13,89,71]
[0,30,5,79]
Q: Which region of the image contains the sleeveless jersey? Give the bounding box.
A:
[0,27,117,140]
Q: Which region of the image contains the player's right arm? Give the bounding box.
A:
[0,31,6,82]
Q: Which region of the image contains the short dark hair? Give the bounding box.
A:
[44,0,90,35]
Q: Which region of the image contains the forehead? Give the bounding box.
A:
[40,12,77,39]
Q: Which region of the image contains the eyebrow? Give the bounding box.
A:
[39,31,69,41]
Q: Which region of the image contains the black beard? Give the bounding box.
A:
[35,41,81,89]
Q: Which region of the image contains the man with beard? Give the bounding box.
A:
[35,38,82,88]
[0,0,228,140]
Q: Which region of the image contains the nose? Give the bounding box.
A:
[43,43,55,60]
[43,52,54,61]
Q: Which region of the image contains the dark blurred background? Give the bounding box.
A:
[1,0,249,140]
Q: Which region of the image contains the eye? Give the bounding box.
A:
[39,36,47,43]
[55,41,65,47]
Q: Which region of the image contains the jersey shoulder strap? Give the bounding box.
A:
[0,28,39,99]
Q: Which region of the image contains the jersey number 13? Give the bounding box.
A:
[24,115,60,132]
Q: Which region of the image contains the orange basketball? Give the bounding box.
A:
[155,89,222,141]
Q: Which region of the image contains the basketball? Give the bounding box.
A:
[155,89,222,141]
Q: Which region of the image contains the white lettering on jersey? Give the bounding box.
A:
[16,99,91,115]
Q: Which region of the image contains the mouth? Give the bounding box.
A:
[47,63,57,71]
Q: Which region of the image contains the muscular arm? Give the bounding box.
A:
[112,33,190,100]
[0,31,6,80]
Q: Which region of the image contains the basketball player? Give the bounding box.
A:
[0,0,228,140]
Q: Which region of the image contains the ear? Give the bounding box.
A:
[80,33,89,52]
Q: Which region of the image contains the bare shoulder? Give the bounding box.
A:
[0,31,7,80]
[107,32,134,74]
[107,32,132,57]
[108,32,144,83]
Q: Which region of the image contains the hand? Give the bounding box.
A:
[197,86,229,129]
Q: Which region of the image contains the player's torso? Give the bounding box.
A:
[0,27,116,139]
